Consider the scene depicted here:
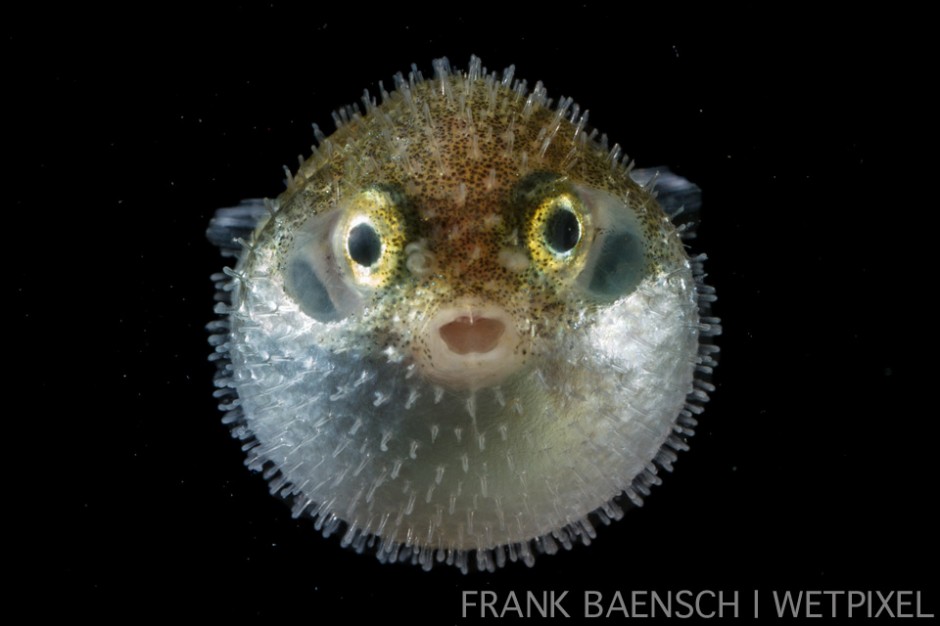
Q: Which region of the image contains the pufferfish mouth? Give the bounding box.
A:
[417,300,525,390]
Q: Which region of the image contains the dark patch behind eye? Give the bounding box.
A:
[348,223,382,267]
[286,256,340,321]
[586,231,645,299]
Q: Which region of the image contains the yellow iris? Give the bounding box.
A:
[339,188,406,289]
[526,192,590,276]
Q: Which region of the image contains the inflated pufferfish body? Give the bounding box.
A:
[208,56,719,573]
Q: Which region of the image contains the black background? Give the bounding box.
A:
[12,6,934,621]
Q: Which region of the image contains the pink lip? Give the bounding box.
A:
[438,316,506,355]
[416,301,525,389]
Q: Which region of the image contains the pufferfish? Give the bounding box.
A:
[207,56,719,573]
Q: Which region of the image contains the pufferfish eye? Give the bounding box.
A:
[526,192,589,273]
[543,199,582,254]
[346,221,382,267]
[338,189,406,288]
[284,187,406,321]
[519,173,650,302]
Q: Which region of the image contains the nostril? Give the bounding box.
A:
[439,317,505,354]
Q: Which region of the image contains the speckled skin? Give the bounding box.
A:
[216,58,708,571]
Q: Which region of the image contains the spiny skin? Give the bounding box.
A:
[215,57,712,571]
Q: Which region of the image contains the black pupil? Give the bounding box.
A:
[544,208,580,253]
[348,223,382,267]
